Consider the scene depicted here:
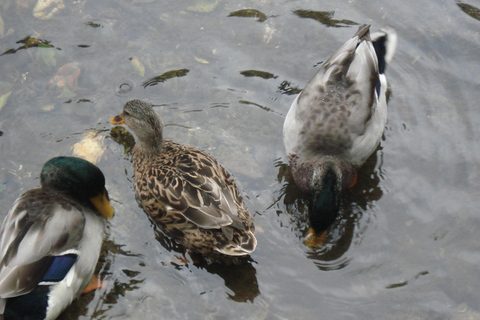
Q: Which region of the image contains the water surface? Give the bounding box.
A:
[1,0,480,319]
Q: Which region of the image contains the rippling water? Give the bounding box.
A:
[1,0,480,319]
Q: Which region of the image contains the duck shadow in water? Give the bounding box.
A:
[272,148,383,271]
[151,221,260,303]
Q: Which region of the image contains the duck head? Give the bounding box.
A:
[290,155,356,232]
[40,156,114,219]
[110,99,164,153]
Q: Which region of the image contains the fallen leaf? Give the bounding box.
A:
[194,56,209,64]
[129,56,145,76]
[0,91,12,112]
[71,132,106,164]
[38,47,56,67]
[187,0,219,12]
[0,12,4,37]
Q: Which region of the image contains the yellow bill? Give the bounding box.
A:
[90,189,115,219]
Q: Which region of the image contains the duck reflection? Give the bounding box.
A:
[152,223,260,303]
[202,260,259,303]
[273,148,383,271]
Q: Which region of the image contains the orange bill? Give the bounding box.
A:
[110,114,125,125]
[303,228,327,248]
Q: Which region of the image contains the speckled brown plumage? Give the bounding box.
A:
[111,100,256,263]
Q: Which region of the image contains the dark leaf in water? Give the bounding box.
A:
[386,281,408,289]
[76,99,92,103]
[85,21,103,28]
[456,1,480,21]
[240,70,278,79]
[277,80,301,95]
[239,100,280,114]
[0,36,55,56]
[142,69,189,88]
[293,10,357,28]
[228,9,268,22]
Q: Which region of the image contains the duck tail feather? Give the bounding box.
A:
[371,27,398,74]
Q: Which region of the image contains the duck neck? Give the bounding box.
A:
[134,125,164,156]
[309,168,340,232]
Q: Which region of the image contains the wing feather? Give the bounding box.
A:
[139,142,242,230]
[0,189,85,298]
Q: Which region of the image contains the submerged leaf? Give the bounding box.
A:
[38,47,57,66]
[50,62,81,90]
[71,132,106,164]
[58,87,76,98]
[194,56,209,64]
[0,12,4,37]
[293,10,357,28]
[33,0,66,20]
[240,70,277,79]
[0,91,12,112]
[228,9,268,22]
[42,104,55,111]
[187,0,219,12]
[130,56,145,76]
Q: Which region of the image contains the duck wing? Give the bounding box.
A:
[284,24,396,166]
[139,142,245,231]
[0,189,85,298]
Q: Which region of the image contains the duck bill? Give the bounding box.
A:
[110,114,125,125]
[90,189,115,219]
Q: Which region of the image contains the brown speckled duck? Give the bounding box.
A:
[283,24,397,245]
[111,99,257,263]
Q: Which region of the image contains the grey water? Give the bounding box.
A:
[1,0,480,319]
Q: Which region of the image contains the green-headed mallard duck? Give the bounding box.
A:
[0,156,114,320]
[110,99,257,263]
[283,24,397,242]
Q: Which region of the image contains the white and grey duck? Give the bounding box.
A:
[111,100,257,264]
[283,24,397,245]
